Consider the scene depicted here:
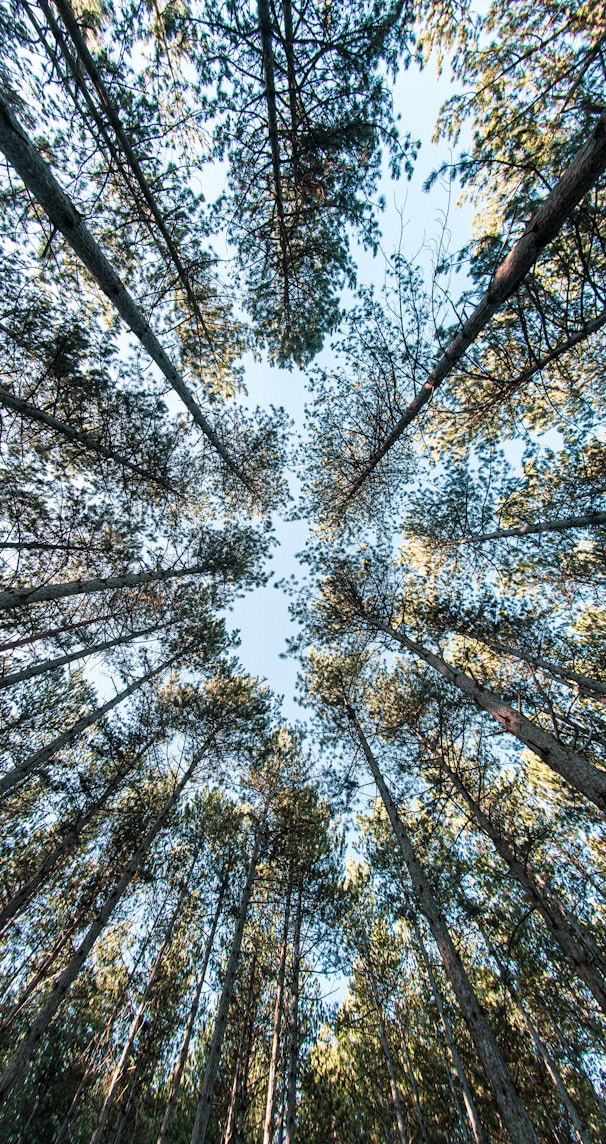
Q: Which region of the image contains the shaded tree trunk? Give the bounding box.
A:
[284,884,302,1144]
[0,560,218,611]
[263,878,292,1144]
[346,706,539,1144]
[450,510,606,546]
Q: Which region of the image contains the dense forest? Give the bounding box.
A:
[0,0,605,1140]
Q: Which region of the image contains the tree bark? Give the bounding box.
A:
[346,707,539,1144]
[441,763,606,1014]
[263,878,292,1144]
[0,96,247,486]
[0,737,211,1104]
[346,112,606,499]
[372,616,606,814]
[0,736,156,933]
[157,880,227,1144]
[450,510,606,546]
[0,609,125,653]
[258,0,290,308]
[460,632,606,701]
[89,871,194,1144]
[474,918,592,1144]
[222,953,258,1144]
[0,560,217,611]
[189,828,263,1144]
[0,385,172,490]
[410,914,486,1144]
[284,884,302,1144]
[0,620,169,690]
[0,653,177,800]
[362,954,410,1144]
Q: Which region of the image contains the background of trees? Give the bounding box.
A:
[0,0,605,1140]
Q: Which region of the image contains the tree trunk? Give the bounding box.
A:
[461,632,606,701]
[451,509,606,546]
[189,828,263,1144]
[157,880,227,1144]
[474,918,592,1144]
[0,609,125,653]
[0,560,217,611]
[0,736,211,1104]
[284,884,302,1144]
[89,872,192,1144]
[38,0,217,351]
[347,707,539,1144]
[373,617,606,814]
[346,112,606,499]
[410,914,486,1144]
[263,878,292,1144]
[0,652,177,800]
[257,0,290,309]
[441,762,606,1013]
[222,953,258,1144]
[0,385,172,490]
[362,954,410,1144]
[0,96,247,484]
[395,1010,426,1144]
[0,619,169,691]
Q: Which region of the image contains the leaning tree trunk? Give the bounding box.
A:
[472,914,592,1144]
[440,760,606,1014]
[361,949,410,1144]
[0,650,181,800]
[459,631,606,701]
[394,1004,427,1144]
[346,706,539,1144]
[189,827,264,1144]
[0,96,246,484]
[0,608,125,653]
[450,510,606,547]
[157,879,228,1144]
[346,111,606,499]
[0,736,212,1104]
[284,884,302,1144]
[222,953,259,1144]
[0,735,157,933]
[257,0,290,309]
[89,865,196,1144]
[0,619,169,691]
[410,913,486,1144]
[0,559,219,611]
[263,877,292,1144]
[371,616,606,814]
[0,385,172,490]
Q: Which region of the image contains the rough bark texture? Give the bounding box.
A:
[0,96,246,484]
[347,709,539,1144]
[346,112,606,498]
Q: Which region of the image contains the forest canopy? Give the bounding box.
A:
[0,0,605,1141]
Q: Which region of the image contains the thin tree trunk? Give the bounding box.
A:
[441,761,606,1013]
[346,112,606,499]
[0,737,156,933]
[0,652,177,800]
[0,737,211,1104]
[450,510,606,546]
[0,560,217,611]
[0,609,125,653]
[189,828,263,1144]
[361,951,409,1144]
[0,96,246,485]
[0,619,169,690]
[280,0,299,188]
[284,885,302,1144]
[157,880,228,1144]
[474,918,592,1144]
[263,879,292,1144]
[346,707,539,1144]
[372,616,606,813]
[0,385,172,490]
[257,0,290,309]
[395,1010,426,1144]
[461,632,606,701]
[410,914,486,1144]
[223,953,258,1144]
[89,869,194,1144]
